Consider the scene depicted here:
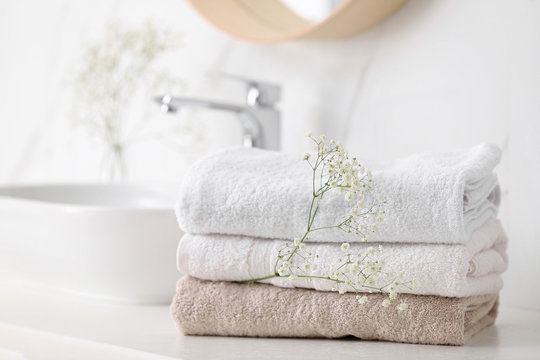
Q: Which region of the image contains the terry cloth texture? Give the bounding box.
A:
[171,276,499,346]
[176,143,501,244]
[177,219,507,297]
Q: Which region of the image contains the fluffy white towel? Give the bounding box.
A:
[177,219,507,297]
[176,143,501,244]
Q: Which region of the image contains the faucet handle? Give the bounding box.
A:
[213,72,281,108]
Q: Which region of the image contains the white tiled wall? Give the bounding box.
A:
[1,0,539,310]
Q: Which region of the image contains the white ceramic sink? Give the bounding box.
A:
[0,184,182,304]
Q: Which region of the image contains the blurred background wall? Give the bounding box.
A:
[0,0,538,310]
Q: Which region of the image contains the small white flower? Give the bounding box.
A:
[350,207,359,217]
[305,131,312,137]
[303,263,311,271]
[389,291,397,300]
[376,193,382,201]
[376,215,383,223]
[338,288,346,295]
[356,295,368,304]
[293,238,301,246]
[311,263,317,271]
[344,192,354,201]
[367,246,375,256]
[299,243,306,251]
[320,134,327,141]
[397,302,408,311]
[361,235,368,242]
[278,266,289,276]
[289,274,298,282]
[382,299,391,307]
[378,245,383,253]
[341,242,350,252]
[302,153,311,161]
[356,201,365,208]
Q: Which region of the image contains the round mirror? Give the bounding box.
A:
[187,0,407,43]
[279,0,345,23]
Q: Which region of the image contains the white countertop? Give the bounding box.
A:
[1,280,539,360]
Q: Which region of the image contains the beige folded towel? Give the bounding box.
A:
[171,276,499,346]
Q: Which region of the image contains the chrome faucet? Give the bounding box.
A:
[154,75,281,150]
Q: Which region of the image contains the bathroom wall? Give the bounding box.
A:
[1,0,539,310]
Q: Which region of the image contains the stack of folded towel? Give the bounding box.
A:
[170,143,507,345]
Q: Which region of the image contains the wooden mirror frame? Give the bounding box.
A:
[187,0,407,43]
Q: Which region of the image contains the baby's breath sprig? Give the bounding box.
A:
[74,22,188,181]
[239,133,411,309]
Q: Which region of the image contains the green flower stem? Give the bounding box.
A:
[308,225,342,232]
[236,274,390,295]
[236,274,279,283]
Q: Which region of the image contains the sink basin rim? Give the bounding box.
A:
[0,183,178,212]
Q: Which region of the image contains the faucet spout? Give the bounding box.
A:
[155,95,261,148]
[155,95,244,114]
[154,75,280,150]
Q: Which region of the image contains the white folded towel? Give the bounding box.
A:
[176,143,501,244]
[177,219,507,297]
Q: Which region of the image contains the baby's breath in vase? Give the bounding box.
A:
[74,22,184,181]
[240,133,411,309]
